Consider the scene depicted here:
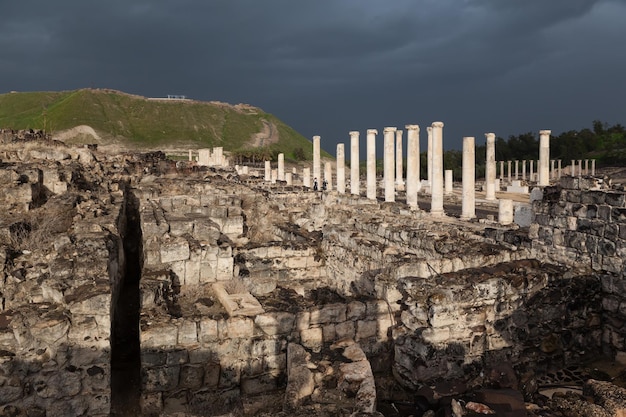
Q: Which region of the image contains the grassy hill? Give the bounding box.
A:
[0,88,317,161]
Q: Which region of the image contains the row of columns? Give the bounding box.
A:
[261,127,590,224]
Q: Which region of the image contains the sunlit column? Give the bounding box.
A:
[350,131,360,195]
[384,126,397,202]
[366,129,378,200]
[405,124,420,208]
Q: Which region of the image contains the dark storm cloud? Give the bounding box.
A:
[1,0,625,153]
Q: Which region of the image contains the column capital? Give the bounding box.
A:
[395,129,403,135]
[432,121,444,128]
[383,127,397,133]
[485,132,496,141]
[539,129,551,135]
[427,126,433,133]
[313,135,321,140]
[405,124,420,131]
[349,131,360,137]
[367,129,378,135]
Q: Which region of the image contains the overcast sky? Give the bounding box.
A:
[1,0,625,153]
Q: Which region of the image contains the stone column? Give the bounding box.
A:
[462,136,475,220]
[507,161,512,183]
[591,159,596,176]
[485,133,496,201]
[571,160,575,176]
[277,153,285,181]
[522,160,527,181]
[557,160,562,179]
[271,169,277,184]
[445,170,453,195]
[350,131,360,196]
[303,168,311,188]
[188,150,193,161]
[538,129,551,186]
[324,162,333,191]
[500,161,505,181]
[336,143,345,194]
[383,127,397,202]
[514,160,519,180]
[584,159,589,175]
[427,126,433,190]
[529,160,534,181]
[498,199,514,225]
[313,135,321,186]
[578,160,583,177]
[366,129,378,200]
[430,122,445,216]
[550,159,555,180]
[395,129,405,191]
[405,125,420,208]
[264,160,271,181]
[285,172,292,185]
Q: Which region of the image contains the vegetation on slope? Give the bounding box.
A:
[0,89,315,161]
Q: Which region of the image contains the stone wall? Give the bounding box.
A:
[0,181,121,416]
[392,260,602,391]
[530,176,626,359]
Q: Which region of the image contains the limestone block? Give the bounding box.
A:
[295,311,310,331]
[34,371,82,398]
[178,320,198,345]
[199,262,216,283]
[284,344,315,411]
[198,318,219,343]
[356,320,377,341]
[184,260,201,285]
[222,216,244,235]
[286,256,308,269]
[160,238,190,263]
[335,321,356,340]
[428,304,459,328]
[347,301,366,320]
[216,256,234,279]
[218,317,255,339]
[169,261,185,284]
[228,207,243,217]
[141,323,178,348]
[252,338,282,356]
[266,246,283,258]
[264,353,287,372]
[209,206,228,217]
[218,358,243,388]
[421,327,451,344]
[300,327,323,353]
[179,364,204,389]
[241,373,280,395]
[143,238,161,266]
[254,312,296,336]
[376,316,393,341]
[193,220,221,243]
[68,291,111,315]
[30,315,70,346]
[322,324,337,342]
[310,303,347,325]
[168,219,193,236]
[143,366,180,392]
[487,333,512,350]
[204,362,221,388]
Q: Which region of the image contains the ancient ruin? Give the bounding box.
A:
[1,127,626,417]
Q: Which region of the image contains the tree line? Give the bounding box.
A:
[438,120,626,180]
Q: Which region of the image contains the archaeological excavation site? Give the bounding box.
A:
[3,127,626,417]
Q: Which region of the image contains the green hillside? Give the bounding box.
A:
[0,89,316,161]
